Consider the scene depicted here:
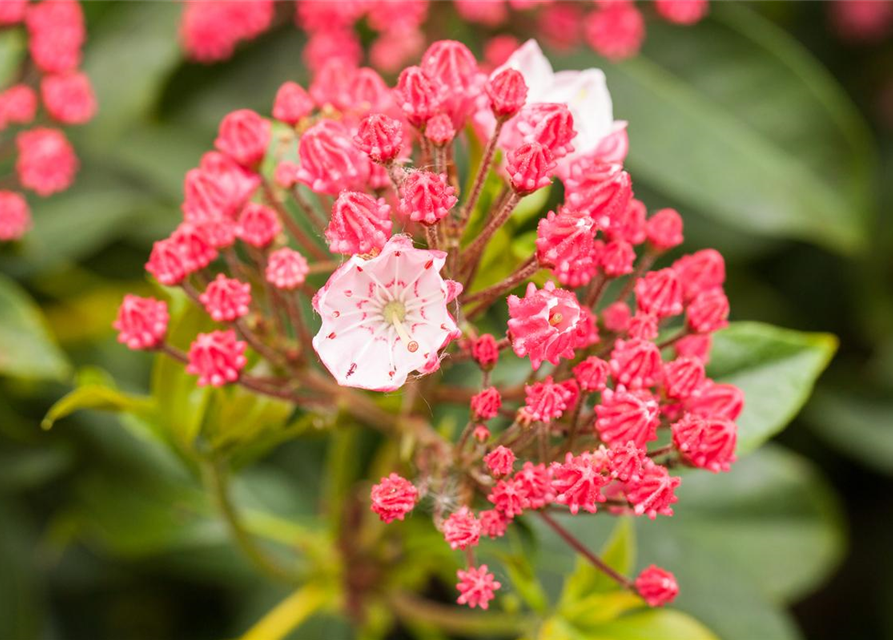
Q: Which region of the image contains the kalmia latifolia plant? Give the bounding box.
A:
[0,0,95,243]
[116,38,739,613]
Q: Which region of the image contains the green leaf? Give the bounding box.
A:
[560,518,635,607]
[41,379,153,430]
[0,29,25,87]
[707,321,837,454]
[574,608,719,640]
[0,273,70,381]
[807,390,893,476]
[556,3,874,253]
[636,445,844,640]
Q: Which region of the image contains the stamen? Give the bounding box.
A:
[384,301,418,352]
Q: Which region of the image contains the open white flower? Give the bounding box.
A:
[312,235,462,391]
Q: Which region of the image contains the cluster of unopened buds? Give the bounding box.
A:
[0,0,95,243]
[180,0,708,71]
[115,38,740,612]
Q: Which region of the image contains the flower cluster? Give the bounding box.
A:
[178,0,708,69]
[0,0,95,243]
[116,38,740,614]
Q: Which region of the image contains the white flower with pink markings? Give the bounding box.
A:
[312,235,462,391]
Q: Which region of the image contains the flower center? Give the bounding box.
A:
[383,300,419,353]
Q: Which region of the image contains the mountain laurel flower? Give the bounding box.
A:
[609,339,663,389]
[272,81,314,125]
[595,388,660,449]
[687,288,730,334]
[399,171,457,225]
[524,377,574,423]
[471,387,502,420]
[113,295,169,351]
[186,329,248,387]
[421,40,481,123]
[624,459,681,519]
[456,565,501,610]
[425,113,456,146]
[506,142,556,194]
[25,0,85,73]
[199,274,252,322]
[236,202,281,248]
[686,381,745,422]
[584,2,645,62]
[0,85,37,126]
[602,301,631,333]
[297,120,370,194]
[0,191,31,241]
[265,248,309,290]
[508,281,582,370]
[598,240,634,277]
[16,128,78,196]
[663,357,706,400]
[443,506,481,550]
[655,0,709,25]
[536,208,599,287]
[487,68,528,118]
[564,162,632,230]
[312,236,462,391]
[479,509,508,539]
[146,237,188,286]
[488,477,528,518]
[515,102,577,160]
[626,313,659,341]
[573,356,610,393]
[673,249,726,301]
[327,191,393,255]
[40,72,97,125]
[484,446,516,477]
[371,473,418,523]
[635,268,684,319]
[551,450,611,515]
[396,65,442,127]
[672,414,737,473]
[0,0,27,25]
[214,109,271,168]
[646,208,684,251]
[472,334,500,369]
[514,461,554,509]
[355,114,404,163]
[607,442,648,483]
[636,565,679,607]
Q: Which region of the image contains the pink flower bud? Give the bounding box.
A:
[399,171,457,225]
[236,202,281,248]
[199,274,252,323]
[646,208,683,251]
[308,59,358,112]
[0,85,37,125]
[471,387,502,420]
[483,35,520,69]
[687,288,730,334]
[551,450,610,514]
[508,281,582,369]
[675,333,712,362]
[0,0,27,25]
[540,3,585,51]
[515,102,577,160]
[487,68,527,118]
[627,313,658,341]
[472,334,500,369]
[172,223,218,273]
[584,2,645,62]
[327,191,392,255]
[395,65,442,127]
[573,307,601,349]
[265,247,309,290]
[303,29,361,74]
[113,295,169,351]
[524,377,574,423]
[186,329,247,387]
[355,113,404,163]
[0,191,31,241]
[599,239,635,277]
[663,357,706,400]
[672,414,736,473]
[25,0,85,73]
[272,81,313,125]
[595,388,660,449]
[488,477,527,518]
[40,71,97,125]
[370,473,418,523]
[479,509,508,539]
[686,381,744,422]
[297,120,369,194]
[506,141,555,194]
[443,506,481,550]
[624,459,680,519]
[655,0,708,25]
[425,113,456,146]
[573,356,610,393]
[214,109,270,168]
[484,446,516,477]
[515,461,554,509]
[635,268,684,319]
[16,128,78,196]
[146,238,187,286]
[564,162,632,233]
[535,208,599,287]
[607,442,647,482]
[602,301,631,333]
[456,565,501,610]
[610,339,663,389]
[673,249,725,301]
[635,565,679,607]
[473,425,491,443]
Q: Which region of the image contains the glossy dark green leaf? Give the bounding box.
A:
[708,322,837,454]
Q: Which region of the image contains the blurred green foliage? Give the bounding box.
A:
[0,2,890,639]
